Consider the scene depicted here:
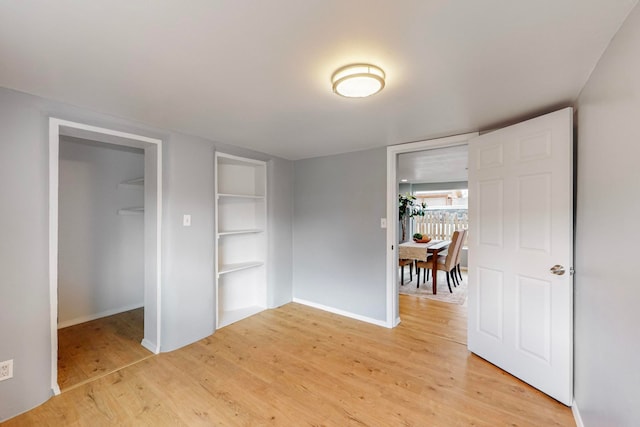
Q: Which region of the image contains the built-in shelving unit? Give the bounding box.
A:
[117,177,144,215]
[215,152,267,329]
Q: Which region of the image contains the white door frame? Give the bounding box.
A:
[48,118,163,395]
[385,132,478,327]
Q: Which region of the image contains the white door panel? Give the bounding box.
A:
[468,108,573,405]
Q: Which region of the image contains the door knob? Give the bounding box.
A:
[550,265,565,275]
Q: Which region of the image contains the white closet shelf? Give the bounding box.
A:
[118,177,144,189]
[218,306,265,328]
[217,153,265,167]
[217,229,263,236]
[218,261,264,277]
[218,193,265,199]
[118,207,144,215]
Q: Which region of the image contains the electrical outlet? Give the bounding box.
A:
[0,359,13,381]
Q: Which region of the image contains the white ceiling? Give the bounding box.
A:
[0,1,637,160]
[398,144,468,184]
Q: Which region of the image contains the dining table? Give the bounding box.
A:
[398,240,451,295]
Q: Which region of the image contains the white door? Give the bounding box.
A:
[467,108,573,405]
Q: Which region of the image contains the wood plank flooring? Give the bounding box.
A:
[7,297,574,426]
[57,308,152,391]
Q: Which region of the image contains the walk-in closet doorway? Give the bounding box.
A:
[48,119,162,394]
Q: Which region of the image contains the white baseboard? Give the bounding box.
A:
[292,298,388,328]
[57,303,144,329]
[572,399,585,427]
[141,338,159,354]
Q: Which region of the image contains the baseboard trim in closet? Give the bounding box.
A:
[57,303,144,329]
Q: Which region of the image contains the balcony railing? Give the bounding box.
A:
[413,210,468,243]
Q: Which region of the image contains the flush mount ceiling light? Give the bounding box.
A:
[331,64,385,98]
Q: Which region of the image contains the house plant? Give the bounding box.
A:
[398,193,426,241]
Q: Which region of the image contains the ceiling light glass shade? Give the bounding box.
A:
[331,64,385,98]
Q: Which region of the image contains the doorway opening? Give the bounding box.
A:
[385,133,477,328]
[49,119,162,394]
[396,145,470,345]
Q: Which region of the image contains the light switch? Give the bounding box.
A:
[183,214,191,227]
[380,218,387,228]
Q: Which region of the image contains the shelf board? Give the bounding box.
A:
[218,261,264,276]
[217,193,265,199]
[118,207,144,215]
[118,177,144,189]
[217,305,265,329]
[216,152,266,167]
[217,229,263,236]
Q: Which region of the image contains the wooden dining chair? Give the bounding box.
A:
[415,254,432,288]
[453,229,467,283]
[429,228,466,287]
[445,229,464,288]
[416,230,463,293]
[399,258,414,285]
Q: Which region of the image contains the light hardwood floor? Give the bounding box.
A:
[57,308,152,391]
[7,297,574,426]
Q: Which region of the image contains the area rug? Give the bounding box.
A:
[399,271,468,305]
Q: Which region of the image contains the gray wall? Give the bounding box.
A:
[58,138,145,327]
[160,133,217,351]
[411,181,467,192]
[0,87,294,421]
[0,88,52,421]
[574,4,640,426]
[398,183,411,194]
[268,157,294,308]
[399,181,468,194]
[293,148,387,322]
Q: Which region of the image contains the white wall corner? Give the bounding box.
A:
[572,399,585,427]
[141,338,160,354]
